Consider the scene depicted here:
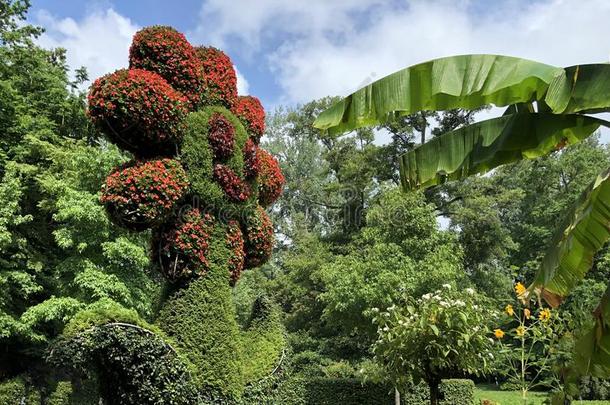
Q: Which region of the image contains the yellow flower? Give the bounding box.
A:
[505,304,514,316]
[524,308,531,319]
[516,325,526,337]
[539,308,551,322]
[514,282,527,297]
[494,329,505,339]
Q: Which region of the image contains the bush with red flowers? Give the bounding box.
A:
[231,96,265,143]
[156,208,215,280]
[225,220,245,284]
[213,164,252,203]
[101,159,189,230]
[88,68,188,156]
[242,138,260,179]
[257,149,285,207]
[243,206,274,269]
[195,46,238,108]
[129,26,203,107]
[207,112,236,160]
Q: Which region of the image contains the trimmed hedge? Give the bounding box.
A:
[0,376,40,404]
[402,379,475,405]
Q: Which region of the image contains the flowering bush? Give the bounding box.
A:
[257,148,285,207]
[243,206,274,269]
[88,68,188,156]
[129,26,203,107]
[207,112,235,160]
[493,282,565,401]
[226,220,245,284]
[101,159,189,230]
[156,208,215,280]
[372,285,494,403]
[231,96,265,143]
[242,138,260,179]
[195,46,237,108]
[213,164,252,202]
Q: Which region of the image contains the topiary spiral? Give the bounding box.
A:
[92,26,283,284]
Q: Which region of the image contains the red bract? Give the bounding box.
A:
[195,46,237,108]
[157,208,215,281]
[231,96,265,143]
[243,206,274,269]
[88,68,188,157]
[213,164,252,202]
[101,159,189,230]
[207,112,235,160]
[226,220,245,285]
[242,138,260,179]
[257,149,285,207]
[129,26,203,108]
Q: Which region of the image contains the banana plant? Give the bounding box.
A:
[313,54,610,376]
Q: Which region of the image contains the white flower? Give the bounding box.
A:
[383,326,389,332]
[442,284,451,290]
[422,293,432,300]
[465,288,475,295]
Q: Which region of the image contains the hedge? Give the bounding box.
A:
[0,376,40,404]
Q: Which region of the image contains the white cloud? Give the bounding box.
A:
[235,67,249,94]
[191,0,610,104]
[35,8,139,84]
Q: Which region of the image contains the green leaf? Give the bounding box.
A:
[430,324,440,336]
[531,167,610,305]
[546,64,610,114]
[399,113,604,191]
[313,55,562,135]
[573,283,610,377]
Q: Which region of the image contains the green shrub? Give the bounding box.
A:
[240,296,286,384]
[0,376,40,404]
[579,376,610,400]
[156,223,244,400]
[46,381,72,405]
[402,379,475,405]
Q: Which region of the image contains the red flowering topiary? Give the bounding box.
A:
[213,164,252,202]
[156,208,215,281]
[231,96,265,143]
[101,159,189,230]
[88,68,188,156]
[243,206,274,269]
[257,149,285,207]
[195,46,238,108]
[129,26,203,107]
[226,220,245,284]
[242,138,260,179]
[207,112,235,160]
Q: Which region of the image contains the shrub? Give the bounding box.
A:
[129,26,203,107]
[226,219,245,284]
[243,138,260,179]
[156,224,244,400]
[195,46,238,108]
[579,376,610,400]
[208,111,236,159]
[154,208,216,281]
[214,164,252,203]
[100,159,189,230]
[232,95,265,143]
[0,376,40,404]
[88,68,188,156]
[243,206,274,269]
[257,148,285,207]
[402,379,475,405]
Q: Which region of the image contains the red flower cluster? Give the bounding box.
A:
[195,46,238,108]
[101,159,189,230]
[257,149,285,207]
[207,112,235,160]
[88,68,188,157]
[129,26,203,107]
[157,208,215,280]
[244,206,274,269]
[242,138,260,179]
[231,96,265,143]
[213,164,252,202]
[226,220,245,284]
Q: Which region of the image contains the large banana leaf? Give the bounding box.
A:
[313,55,562,135]
[530,168,610,307]
[398,113,604,191]
[546,64,610,114]
[573,283,610,377]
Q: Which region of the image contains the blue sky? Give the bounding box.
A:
[29,0,610,141]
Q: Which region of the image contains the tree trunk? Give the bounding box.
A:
[394,387,401,405]
[429,378,441,405]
